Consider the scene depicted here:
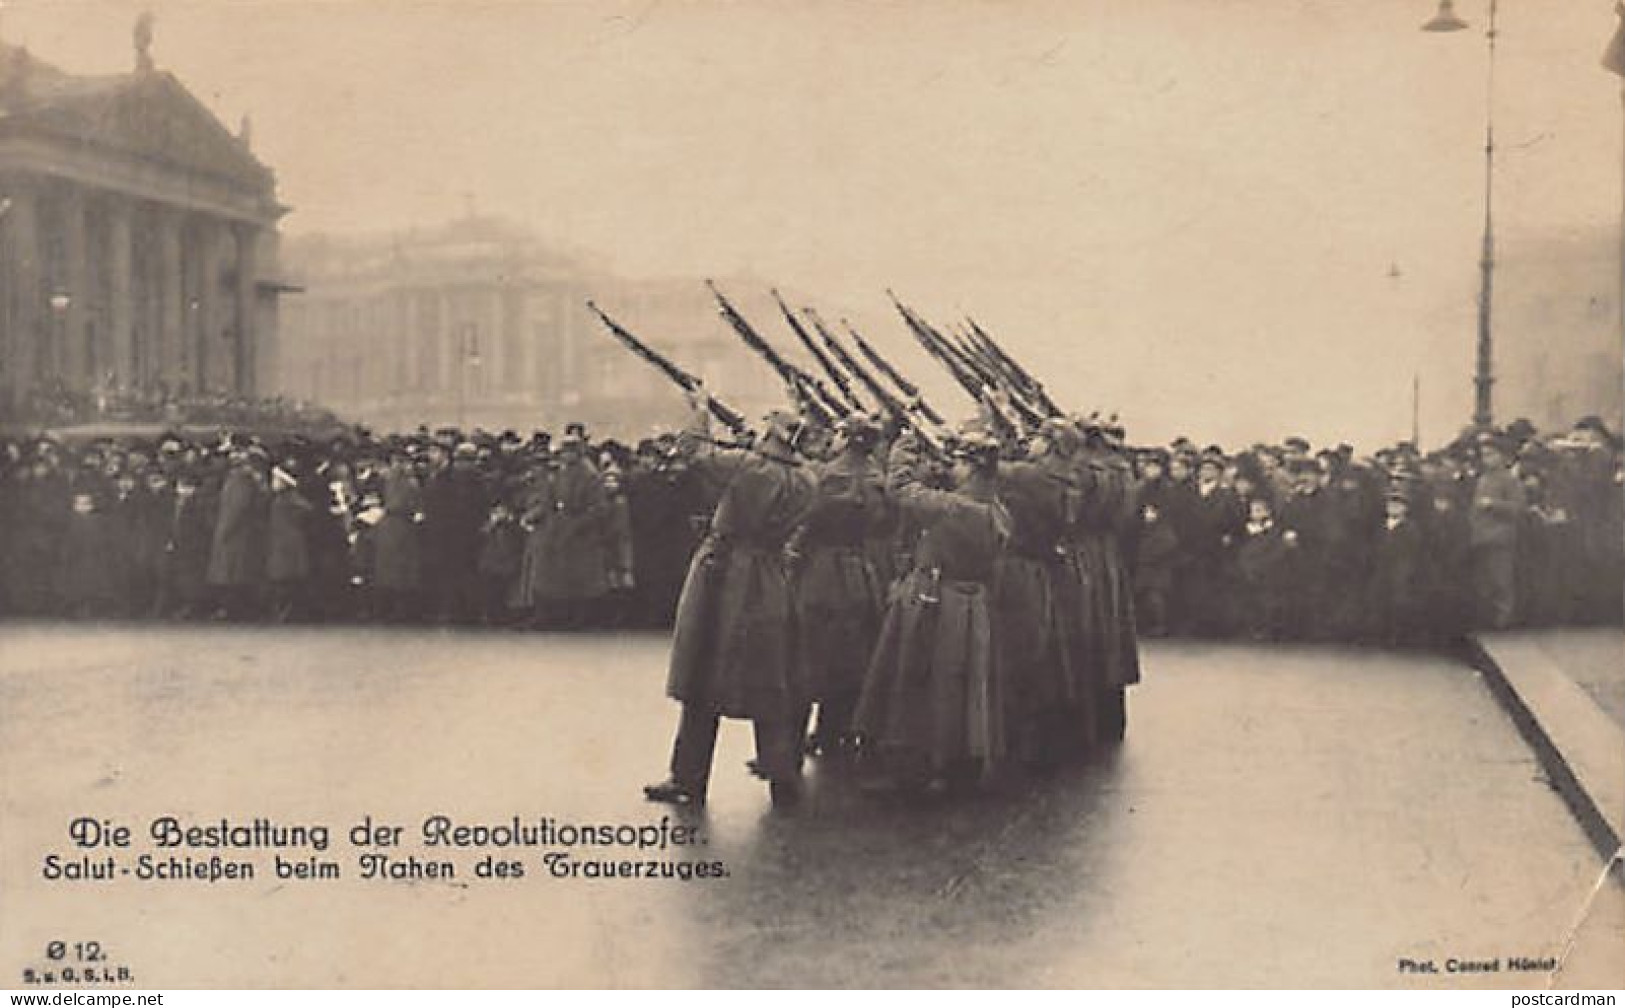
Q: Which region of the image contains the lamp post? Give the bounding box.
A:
[1605,4,1625,374]
[1423,0,1498,430]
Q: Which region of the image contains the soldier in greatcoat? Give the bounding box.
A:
[1057,420,1141,742]
[786,413,889,759]
[644,394,816,808]
[993,417,1077,770]
[853,428,1011,793]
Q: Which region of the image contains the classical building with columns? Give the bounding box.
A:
[278,216,784,438]
[0,22,285,411]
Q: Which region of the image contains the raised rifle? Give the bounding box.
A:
[802,308,946,460]
[886,290,984,403]
[952,323,1046,430]
[838,318,945,427]
[585,299,749,436]
[966,316,1062,418]
[772,289,865,414]
[706,280,841,427]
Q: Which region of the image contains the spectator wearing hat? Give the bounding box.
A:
[155,468,216,619]
[1231,495,1291,640]
[265,461,314,622]
[1174,450,1241,636]
[1131,449,1179,638]
[1566,417,1625,623]
[422,442,490,625]
[1368,488,1425,645]
[102,464,146,617]
[1468,435,1526,629]
[206,451,269,620]
[128,467,175,617]
[372,449,425,623]
[515,424,617,629]
[56,489,118,618]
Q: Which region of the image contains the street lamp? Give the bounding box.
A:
[1423,0,1498,429]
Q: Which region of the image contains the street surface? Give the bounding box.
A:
[1,623,1619,988]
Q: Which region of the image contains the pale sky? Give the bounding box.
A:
[6,0,1622,446]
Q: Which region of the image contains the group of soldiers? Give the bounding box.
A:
[637,396,1625,807]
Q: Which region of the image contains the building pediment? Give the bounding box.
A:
[2,68,273,195]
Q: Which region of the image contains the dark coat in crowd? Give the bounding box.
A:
[517,455,615,605]
[206,465,267,588]
[1416,481,1471,641]
[422,462,489,595]
[1368,514,1425,643]
[372,467,424,592]
[157,485,217,614]
[1060,454,1141,702]
[993,454,1072,723]
[1234,518,1292,638]
[56,503,118,612]
[266,482,314,585]
[1172,478,1242,635]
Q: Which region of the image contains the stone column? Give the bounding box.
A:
[481,286,500,396]
[154,210,184,392]
[106,199,134,389]
[233,222,259,395]
[193,218,223,393]
[56,184,89,388]
[438,289,455,393]
[5,179,42,401]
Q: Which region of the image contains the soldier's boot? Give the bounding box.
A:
[642,778,707,807]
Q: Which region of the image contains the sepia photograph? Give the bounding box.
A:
[0,0,1622,991]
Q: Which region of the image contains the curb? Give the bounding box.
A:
[1463,636,1623,874]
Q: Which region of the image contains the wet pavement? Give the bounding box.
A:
[2,623,1620,988]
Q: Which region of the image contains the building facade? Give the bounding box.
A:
[0,24,285,411]
[1495,225,1624,434]
[277,216,784,438]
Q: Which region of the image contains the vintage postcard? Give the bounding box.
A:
[0,0,1622,990]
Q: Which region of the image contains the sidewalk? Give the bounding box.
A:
[1469,628,1625,867]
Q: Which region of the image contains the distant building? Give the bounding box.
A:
[1495,225,1623,434]
[276,216,785,438]
[0,19,288,406]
